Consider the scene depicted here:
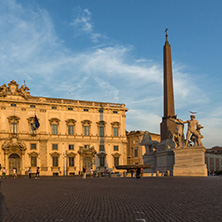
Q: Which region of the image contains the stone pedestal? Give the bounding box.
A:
[173,146,207,177]
[143,153,156,173]
[155,150,174,176]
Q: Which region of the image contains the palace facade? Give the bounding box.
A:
[205,147,222,173]
[0,80,128,176]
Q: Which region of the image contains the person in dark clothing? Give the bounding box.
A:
[136,168,141,179]
[35,167,40,179]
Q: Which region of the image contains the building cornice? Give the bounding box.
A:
[0,80,128,112]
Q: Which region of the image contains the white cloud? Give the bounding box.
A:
[70,7,103,43]
[72,8,93,33]
[126,109,161,134]
[199,106,222,147]
[94,77,120,101]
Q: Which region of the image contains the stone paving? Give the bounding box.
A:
[0,176,221,222]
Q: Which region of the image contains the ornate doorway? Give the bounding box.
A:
[83,157,92,174]
[78,146,97,174]
[9,154,21,175]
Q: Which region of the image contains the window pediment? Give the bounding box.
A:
[96,121,107,126]
[49,152,61,157]
[27,116,39,125]
[49,118,60,124]
[112,152,121,158]
[28,151,39,156]
[67,152,77,157]
[111,121,120,127]
[97,151,107,157]
[66,119,76,125]
[27,117,35,124]
[81,120,92,125]
[8,116,20,123]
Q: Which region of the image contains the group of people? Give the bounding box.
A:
[28,167,40,179]
[82,167,111,179]
[1,167,40,179]
[82,167,95,179]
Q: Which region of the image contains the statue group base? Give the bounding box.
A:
[173,146,207,177]
[155,149,174,176]
[143,153,156,173]
[143,150,174,176]
[142,139,175,176]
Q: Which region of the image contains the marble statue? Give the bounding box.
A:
[17,85,30,99]
[170,118,185,148]
[170,115,204,148]
[140,131,159,154]
[0,84,8,97]
[171,115,204,148]
[184,115,203,147]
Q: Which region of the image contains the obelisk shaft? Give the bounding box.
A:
[160,32,177,140]
[163,40,175,118]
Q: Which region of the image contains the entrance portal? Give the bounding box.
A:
[83,157,92,174]
[9,154,21,175]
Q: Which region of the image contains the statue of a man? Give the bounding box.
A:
[184,115,203,147]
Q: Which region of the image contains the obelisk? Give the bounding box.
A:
[160,29,177,140]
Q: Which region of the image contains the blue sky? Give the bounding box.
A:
[0,0,221,148]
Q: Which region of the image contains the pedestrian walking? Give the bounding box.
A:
[13,168,17,178]
[2,167,6,179]
[83,167,86,179]
[35,167,40,179]
[90,168,93,178]
[136,168,141,179]
[28,167,32,179]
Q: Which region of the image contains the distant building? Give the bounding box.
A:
[126,131,160,165]
[0,80,128,176]
[205,147,222,173]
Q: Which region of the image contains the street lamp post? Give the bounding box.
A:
[63,152,65,176]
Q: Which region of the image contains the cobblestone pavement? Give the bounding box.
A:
[0,176,221,222]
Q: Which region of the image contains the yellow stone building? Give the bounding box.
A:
[0,80,128,176]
